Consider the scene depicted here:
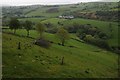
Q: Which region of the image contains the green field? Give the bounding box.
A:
[2,29,118,78]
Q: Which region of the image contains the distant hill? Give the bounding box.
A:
[2,2,119,21]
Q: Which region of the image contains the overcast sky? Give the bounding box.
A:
[1,0,120,6]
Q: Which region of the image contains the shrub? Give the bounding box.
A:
[47,27,58,33]
[84,35,110,50]
[111,46,120,54]
[35,38,51,48]
[84,35,95,44]
[98,32,108,39]
[94,38,110,50]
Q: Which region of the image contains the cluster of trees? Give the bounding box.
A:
[83,35,110,49]
[64,23,110,50]
[37,21,110,50]
[75,24,108,39]
[46,8,59,13]
[64,23,108,39]
[71,10,118,22]
[95,11,118,21]
[8,18,118,51]
[9,18,20,34]
[9,18,33,37]
[76,25,110,50]
[9,18,69,47]
[36,23,69,47]
[72,11,96,19]
[42,21,110,50]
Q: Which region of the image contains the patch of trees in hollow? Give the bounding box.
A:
[8,18,119,53]
[64,23,111,50]
[72,10,118,22]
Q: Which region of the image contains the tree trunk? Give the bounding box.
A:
[27,30,29,37]
[40,33,43,39]
[118,54,120,77]
[61,57,64,65]
[61,39,65,46]
[18,42,21,49]
[14,29,16,34]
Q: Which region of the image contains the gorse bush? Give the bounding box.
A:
[84,35,110,50]
[35,38,51,48]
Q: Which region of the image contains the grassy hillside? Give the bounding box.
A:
[2,2,119,78]
[2,2,118,19]
[25,2,118,18]
[19,18,118,47]
[2,31,118,78]
[42,18,118,47]
[3,2,119,47]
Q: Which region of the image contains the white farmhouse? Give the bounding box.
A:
[59,15,74,19]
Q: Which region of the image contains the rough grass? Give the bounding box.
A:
[2,30,118,78]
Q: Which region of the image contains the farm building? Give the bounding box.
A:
[59,15,74,19]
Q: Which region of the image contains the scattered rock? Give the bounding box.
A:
[35,56,38,58]
[69,46,75,48]
[49,62,51,64]
[41,62,44,65]
[32,60,36,62]
[14,66,17,69]
[58,43,61,45]
[68,75,72,77]
[85,70,89,73]
[93,50,100,52]
[18,56,21,58]
[47,67,50,69]
[18,53,21,56]
[46,56,49,57]
[55,56,58,58]
[40,59,42,61]
[85,69,90,74]
[35,58,39,60]
[18,42,21,49]
[49,41,53,43]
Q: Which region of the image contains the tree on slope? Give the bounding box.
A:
[36,23,46,39]
[9,18,20,34]
[24,20,33,37]
[56,27,69,46]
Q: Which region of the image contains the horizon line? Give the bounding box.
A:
[1,1,118,7]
